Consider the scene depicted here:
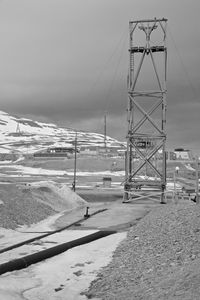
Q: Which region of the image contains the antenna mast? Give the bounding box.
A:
[104,111,107,153]
[124,18,167,203]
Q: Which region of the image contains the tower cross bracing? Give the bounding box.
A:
[124,18,167,203]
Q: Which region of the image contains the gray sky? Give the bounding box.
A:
[0,0,200,152]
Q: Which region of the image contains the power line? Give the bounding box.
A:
[168,25,198,100]
[86,28,128,100]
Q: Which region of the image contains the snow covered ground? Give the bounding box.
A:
[0,229,100,264]
[0,227,126,300]
[0,178,127,299]
[166,182,182,190]
[0,110,125,155]
[0,178,150,299]
[184,163,195,171]
[0,164,124,176]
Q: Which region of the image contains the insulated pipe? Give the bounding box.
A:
[0,230,116,276]
[0,208,107,255]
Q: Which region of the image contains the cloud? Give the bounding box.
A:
[0,0,199,151]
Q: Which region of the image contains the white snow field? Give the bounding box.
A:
[0,110,125,154]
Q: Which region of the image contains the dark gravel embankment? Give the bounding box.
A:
[0,184,56,229]
[86,200,200,300]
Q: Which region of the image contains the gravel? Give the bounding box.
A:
[0,182,87,229]
[86,200,200,300]
[0,184,56,229]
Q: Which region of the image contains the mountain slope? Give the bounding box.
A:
[0,111,125,154]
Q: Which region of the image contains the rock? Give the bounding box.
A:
[85,202,200,299]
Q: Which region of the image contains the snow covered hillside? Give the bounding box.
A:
[0,110,125,154]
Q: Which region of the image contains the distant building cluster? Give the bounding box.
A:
[173,148,193,160]
[79,145,125,157]
[130,147,193,161]
[162,148,193,161]
[34,146,75,157]
[33,144,193,162]
[34,144,126,158]
[129,138,193,161]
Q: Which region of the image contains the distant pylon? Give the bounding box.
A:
[16,122,21,134]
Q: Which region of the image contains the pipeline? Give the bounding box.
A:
[0,230,116,276]
[0,208,107,255]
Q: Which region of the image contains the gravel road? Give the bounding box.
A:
[86,200,200,300]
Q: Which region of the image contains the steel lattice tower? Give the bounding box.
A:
[124,18,167,203]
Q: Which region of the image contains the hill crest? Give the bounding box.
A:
[0,110,124,154]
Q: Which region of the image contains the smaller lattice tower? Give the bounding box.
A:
[124,18,167,203]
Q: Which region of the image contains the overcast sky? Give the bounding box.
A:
[0,0,199,152]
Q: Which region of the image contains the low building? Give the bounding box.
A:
[174,148,193,160]
[34,146,76,157]
[79,145,126,157]
[79,146,98,155]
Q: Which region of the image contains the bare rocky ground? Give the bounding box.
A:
[0,184,55,229]
[85,200,200,300]
[0,182,87,229]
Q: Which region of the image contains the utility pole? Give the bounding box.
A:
[72,131,77,192]
[16,122,21,134]
[174,166,179,203]
[195,156,199,204]
[104,111,107,153]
